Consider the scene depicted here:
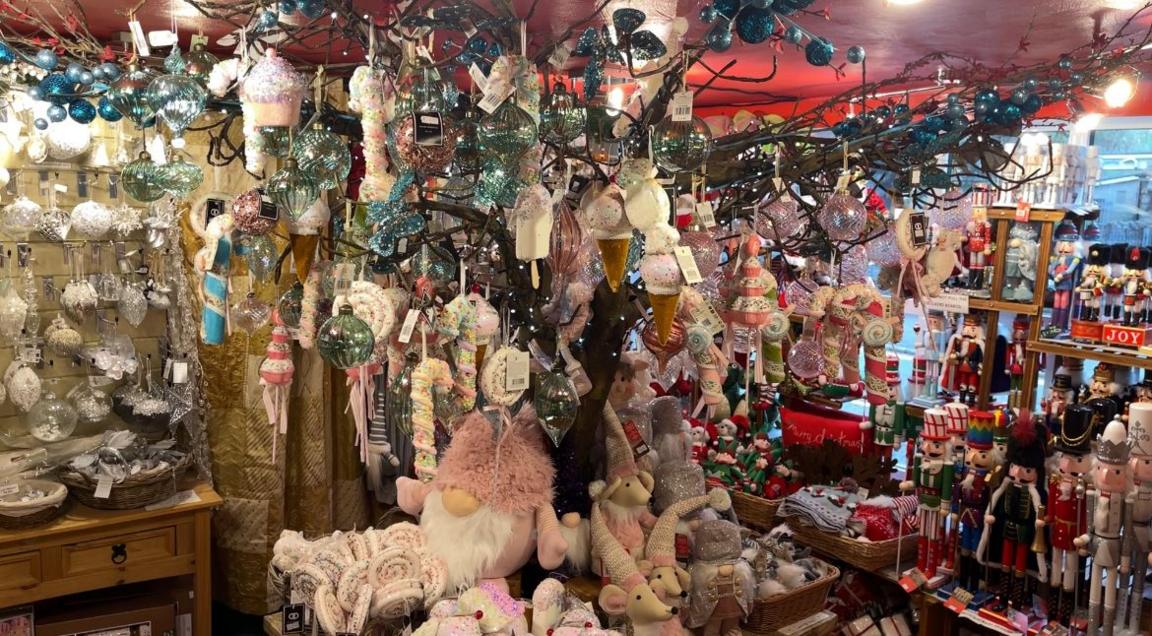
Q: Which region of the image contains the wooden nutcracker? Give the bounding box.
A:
[869,353,906,452]
[1005,318,1029,410]
[1120,247,1150,327]
[1106,243,1130,321]
[899,408,953,580]
[943,399,969,572]
[1048,221,1083,335]
[1076,244,1109,323]
[1042,373,1075,439]
[1087,416,1131,636]
[957,410,999,592]
[964,207,993,291]
[979,411,1047,609]
[944,314,984,406]
[1048,403,1093,626]
[1120,403,1152,635]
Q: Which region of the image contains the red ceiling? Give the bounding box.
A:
[28,0,1152,109]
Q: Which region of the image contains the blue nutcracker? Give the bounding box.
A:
[1048,221,1082,335]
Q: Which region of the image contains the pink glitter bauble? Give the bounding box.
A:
[866,228,903,267]
[933,189,974,230]
[838,245,868,284]
[231,188,277,235]
[680,230,722,278]
[787,339,824,379]
[785,279,816,316]
[757,196,804,240]
[817,193,867,242]
[575,237,605,288]
[393,114,458,174]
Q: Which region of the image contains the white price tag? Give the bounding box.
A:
[674,246,703,284]
[0,482,19,497]
[505,349,530,391]
[911,168,921,185]
[172,361,189,384]
[686,286,726,335]
[548,42,571,69]
[53,184,68,194]
[478,82,516,114]
[94,476,114,499]
[670,90,694,122]
[397,309,420,344]
[190,34,209,49]
[468,63,488,93]
[695,201,717,228]
[924,291,970,315]
[128,19,150,57]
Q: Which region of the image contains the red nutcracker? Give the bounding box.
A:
[899,408,954,580]
[1005,318,1029,410]
[964,207,993,290]
[945,314,985,406]
[1047,404,1093,625]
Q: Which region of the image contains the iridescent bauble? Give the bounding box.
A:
[38,73,77,105]
[787,339,823,379]
[706,23,733,52]
[846,45,866,64]
[316,305,375,369]
[26,390,77,442]
[734,5,775,44]
[651,115,713,173]
[394,112,458,174]
[66,99,95,124]
[65,63,85,83]
[121,152,167,203]
[267,158,320,219]
[47,105,67,122]
[147,73,206,142]
[478,100,537,165]
[933,189,974,230]
[680,230,722,278]
[232,292,272,335]
[453,110,481,173]
[293,124,351,190]
[817,193,867,241]
[277,282,305,328]
[100,63,122,80]
[540,83,585,145]
[184,44,219,83]
[241,234,278,280]
[839,244,868,284]
[106,65,157,128]
[158,155,204,198]
[533,370,580,447]
[757,195,805,239]
[805,38,835,66]
[34,49,58,71]
[95,96,121,122]
[33,118,47,131]
[231,188,276,235]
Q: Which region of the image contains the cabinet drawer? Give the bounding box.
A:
[61,527,177,577]
[0,551,40,591]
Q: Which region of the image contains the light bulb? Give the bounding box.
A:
[606,86,624,115]
[1105,76,1136,108]
[1073,113,1104,133]
[886,0,924,5]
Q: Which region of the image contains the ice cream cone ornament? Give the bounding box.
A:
[639,222,682,345]
[259,310,295,461]
[580,181,631,292]
[623,153,669,233]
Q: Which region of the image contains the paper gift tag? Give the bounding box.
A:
[398,309,420,344]
[414,112,444,147]
[695,200,717,228]
[670,91,693,122]
[674,246,703,284]
[282,604,305,634]
[505,349,530,391]
[94,476,114,499]
[0,482,18,497]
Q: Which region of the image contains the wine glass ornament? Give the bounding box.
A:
[44,316,82,356]
[293,123,351,190]
[106,64,157,128]
[2,196,43,237]
[147,72,206,147]
[533,370,580,447]
[817,192,867,242]
[70,201,113,238]
[316,305,375,369]
[231,189,276,235]
[232,292,272,335]
[26,389,76,442]
[122,152,166,203]
[651,115,713,173]
[267,158,320,219]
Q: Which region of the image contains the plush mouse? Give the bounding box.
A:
[590,403,658,571]
[396,407,567,592]
[592,505,679,636]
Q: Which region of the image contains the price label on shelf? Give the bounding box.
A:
[670,91,694,122]
[1015,201,1031,223]
[924,290,970,315]
[505,349,530,391]
[0,483,18,497]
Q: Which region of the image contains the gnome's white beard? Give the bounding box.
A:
[421,490,515,593]
[559,518,591,574]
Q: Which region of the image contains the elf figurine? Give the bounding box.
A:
[979,411,1047,609]
[1047,403,1093,626]
[964,206,993,291]
[689,422,711,465]
[955,410,997,592]
[1048,221,1082,335]
[1005,318,1029,410]
[899,407,954,580]
[710,416,747,459]
[1087,416,1131,636]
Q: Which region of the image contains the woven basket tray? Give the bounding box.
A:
[0,479,68,530]
[731,491,784,530]
[793,524,919,571]
[59,455,189,510]
[742,562,839,633]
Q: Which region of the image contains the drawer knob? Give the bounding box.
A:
[111,543,127,564]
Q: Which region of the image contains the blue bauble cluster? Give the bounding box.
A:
[68,99,96,124]
[38,73,78,105]
[805,37,834,66]
[297,0,326,19]
[456,34,494,73]
[256,9,279,31]
[34,48,58,71]
[696,0,855,65]
[973,86,1043,127]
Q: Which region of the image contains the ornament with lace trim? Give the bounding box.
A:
[44,315,83,356]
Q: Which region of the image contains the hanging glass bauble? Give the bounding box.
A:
[540,83,586,145]
[817,193,867,242]
[933,189,974,230]
[680,230,722,278]
[231,189,276,235]
[184,44,219,84]
[68,99,96,124]
[37,204,71,242]
[38,73,76,105]
[70,200,113,238]
[548,197,584,276]
[118,283,148,327]
[240,234,277,281]
[122,152,166,203]
[72,386,111,424]
[478,99,537,165]
[0,284,27,340]
[293,123,351,190]
[26,390,77,442]
[651,115,713,173]
[158,155,204,198]
[1,196,43,238]
[410,244,457,283]
[787,338,823,379]
[642,316,687,375]
[106,64,157,128]
[277,282,305,328]
[757,194,805,240]
[533,370,580,447]
[393,112,458,174]
[267,157,320,219]
[97,97,123,122]
[734,5,775,44]
[839,244,868,284]
[866,228,902,268]
[147,73,206,145]
[388,352,418,437]
[453,109,481,173]
[232,292,272,335]
[258,126,292,157]
[316,305,375,369]
[44,316,82,356]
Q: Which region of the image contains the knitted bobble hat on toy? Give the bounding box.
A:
[646,489,730,568]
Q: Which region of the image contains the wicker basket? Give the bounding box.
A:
[793,524,918,571]
[743,562,839,633]
[59,455,189,510]
[0,479,68,530]
[731,491,784,530]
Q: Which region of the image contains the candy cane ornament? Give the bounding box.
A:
[437,294,479,412]
[411,355,453,483]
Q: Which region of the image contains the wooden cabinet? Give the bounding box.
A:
[0,482,220,635]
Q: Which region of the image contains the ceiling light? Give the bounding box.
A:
[1104,71,1139,108]
[606,86,625,115]
[1105,0,1140,9]
[886,0,925,5]
[1073,113,1104,133]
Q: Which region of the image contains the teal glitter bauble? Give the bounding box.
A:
[293,124,351,190]
[540,83,586,145]
[735,6,775,44]
[316,305,375,369]
[805,38,834,66]
[478,100,537,165]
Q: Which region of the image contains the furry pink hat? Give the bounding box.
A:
[435,407,555,515]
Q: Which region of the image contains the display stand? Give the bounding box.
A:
[0,482,219,635]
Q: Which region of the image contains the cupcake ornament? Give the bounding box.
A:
[239,49,306,173]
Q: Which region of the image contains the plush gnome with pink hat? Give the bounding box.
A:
[590,403,659,572]
[641,489,732,600]
[396,407,568,592]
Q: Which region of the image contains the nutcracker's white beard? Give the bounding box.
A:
[420,490,515,593]
[559,518,591,574]
[1058,479,1074,500]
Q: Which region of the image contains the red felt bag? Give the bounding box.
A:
[780,399,875,456]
